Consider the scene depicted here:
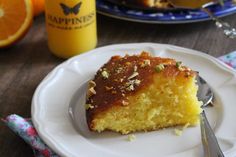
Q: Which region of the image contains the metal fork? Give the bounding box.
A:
[200,111,225,157]
[197,76,225,157]
[168,0,236,39]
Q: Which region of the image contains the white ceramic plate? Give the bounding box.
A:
[32,43,236,157]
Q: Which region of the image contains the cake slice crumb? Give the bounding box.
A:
[127,134,136,142]
[174,129,183,136]
[174,123,190,136]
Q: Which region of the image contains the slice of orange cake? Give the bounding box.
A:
[85,52,202,134]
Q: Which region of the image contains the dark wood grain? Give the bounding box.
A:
[0,13,236,157]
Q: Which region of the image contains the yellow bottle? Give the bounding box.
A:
[45,0,97,58]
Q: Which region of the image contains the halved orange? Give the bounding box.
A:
[0,0,33,48]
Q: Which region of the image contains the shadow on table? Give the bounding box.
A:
[0,36,63,66]
[96,14,236,56]
[97,14,212,42]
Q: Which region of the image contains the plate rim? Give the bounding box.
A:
[32,43,236,157]
[96,0,236,24]
[97,10,236,24]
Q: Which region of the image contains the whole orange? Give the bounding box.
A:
[31,0,45,16]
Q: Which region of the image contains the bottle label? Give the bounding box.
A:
[46,1,96,30]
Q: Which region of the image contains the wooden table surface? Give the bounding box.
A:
[0,13,236,156]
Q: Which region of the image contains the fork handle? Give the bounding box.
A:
[200,110,225,157]
[201,7,236,39]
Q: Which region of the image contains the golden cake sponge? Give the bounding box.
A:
[86,52,202,134]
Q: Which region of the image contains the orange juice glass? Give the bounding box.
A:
[45,0,97,58]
